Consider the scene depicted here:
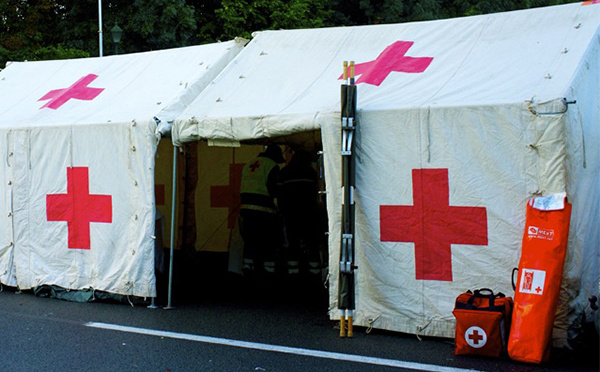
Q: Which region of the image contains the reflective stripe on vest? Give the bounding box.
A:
[240,204,277,214]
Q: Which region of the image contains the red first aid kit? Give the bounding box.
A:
[508,196,572,364]
[453,289,513,357]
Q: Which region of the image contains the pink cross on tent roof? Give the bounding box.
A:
[39,74,104,110]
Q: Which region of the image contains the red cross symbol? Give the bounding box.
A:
[380,169,488,281]
[249,161,261,172]
[535,286,542,293]
[46,167,112,249]
[39,74,104,110]
[339,41,433,86]
[468,329,484,345]
[210,163,245,229]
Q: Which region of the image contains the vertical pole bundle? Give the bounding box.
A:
[339,61,357,337]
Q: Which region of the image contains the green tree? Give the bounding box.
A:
[57,0,197,56]
[0,0,85,67]
[411,0,443,21]
[328,0,580,26]
[444,0,579,17]
[0,0,61,49]
[124,0,197,52]
[56,0,104,55]
[187,0,222,42]
[210,0,334,41]
[358,0,405,23]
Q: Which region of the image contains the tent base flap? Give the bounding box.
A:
[32,285,152,305]
[329,309,455,339]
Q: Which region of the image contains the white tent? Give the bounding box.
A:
[173,3,599,344]
[0,40,246,297]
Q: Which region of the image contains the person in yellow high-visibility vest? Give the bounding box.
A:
[239,145,285,277]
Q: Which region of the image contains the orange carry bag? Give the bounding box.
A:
[453,289,513,357]
[508,196,572,363]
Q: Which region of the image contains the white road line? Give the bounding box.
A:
[86,322,481,372]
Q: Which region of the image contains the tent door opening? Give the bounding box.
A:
[154,134,329,308]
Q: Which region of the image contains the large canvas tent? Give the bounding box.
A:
[173,2,599,344]
[0,40,246,297]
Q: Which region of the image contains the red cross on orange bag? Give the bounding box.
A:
[453,289,513,358]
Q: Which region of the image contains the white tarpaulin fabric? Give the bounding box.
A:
[0,40,245,296]
[0,40,245,127]
[10,123,156,295]
[173,3,599,342]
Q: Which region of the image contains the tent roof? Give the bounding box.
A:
[172,3,599,145]
[0,39,246,129]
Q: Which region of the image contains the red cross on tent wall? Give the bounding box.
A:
[339,41,433,86]
[380,169,488,281]
[46,167,112,249]
[38,74,104,110]
[210,163,245,229]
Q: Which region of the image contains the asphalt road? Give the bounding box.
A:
[0,274,598,372]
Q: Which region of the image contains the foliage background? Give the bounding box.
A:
[0,0,579,67]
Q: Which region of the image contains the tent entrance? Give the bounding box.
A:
[154,132,329,308]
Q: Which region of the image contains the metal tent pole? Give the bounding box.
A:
[165,145,178,309]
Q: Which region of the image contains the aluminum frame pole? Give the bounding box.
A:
[166,145,178,309]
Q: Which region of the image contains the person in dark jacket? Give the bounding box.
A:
[239,145,285,276]
[277,149,321,276]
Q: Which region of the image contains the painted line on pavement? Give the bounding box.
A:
[86,322,481,372]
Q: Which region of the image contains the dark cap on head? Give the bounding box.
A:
[264,144,285,163]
